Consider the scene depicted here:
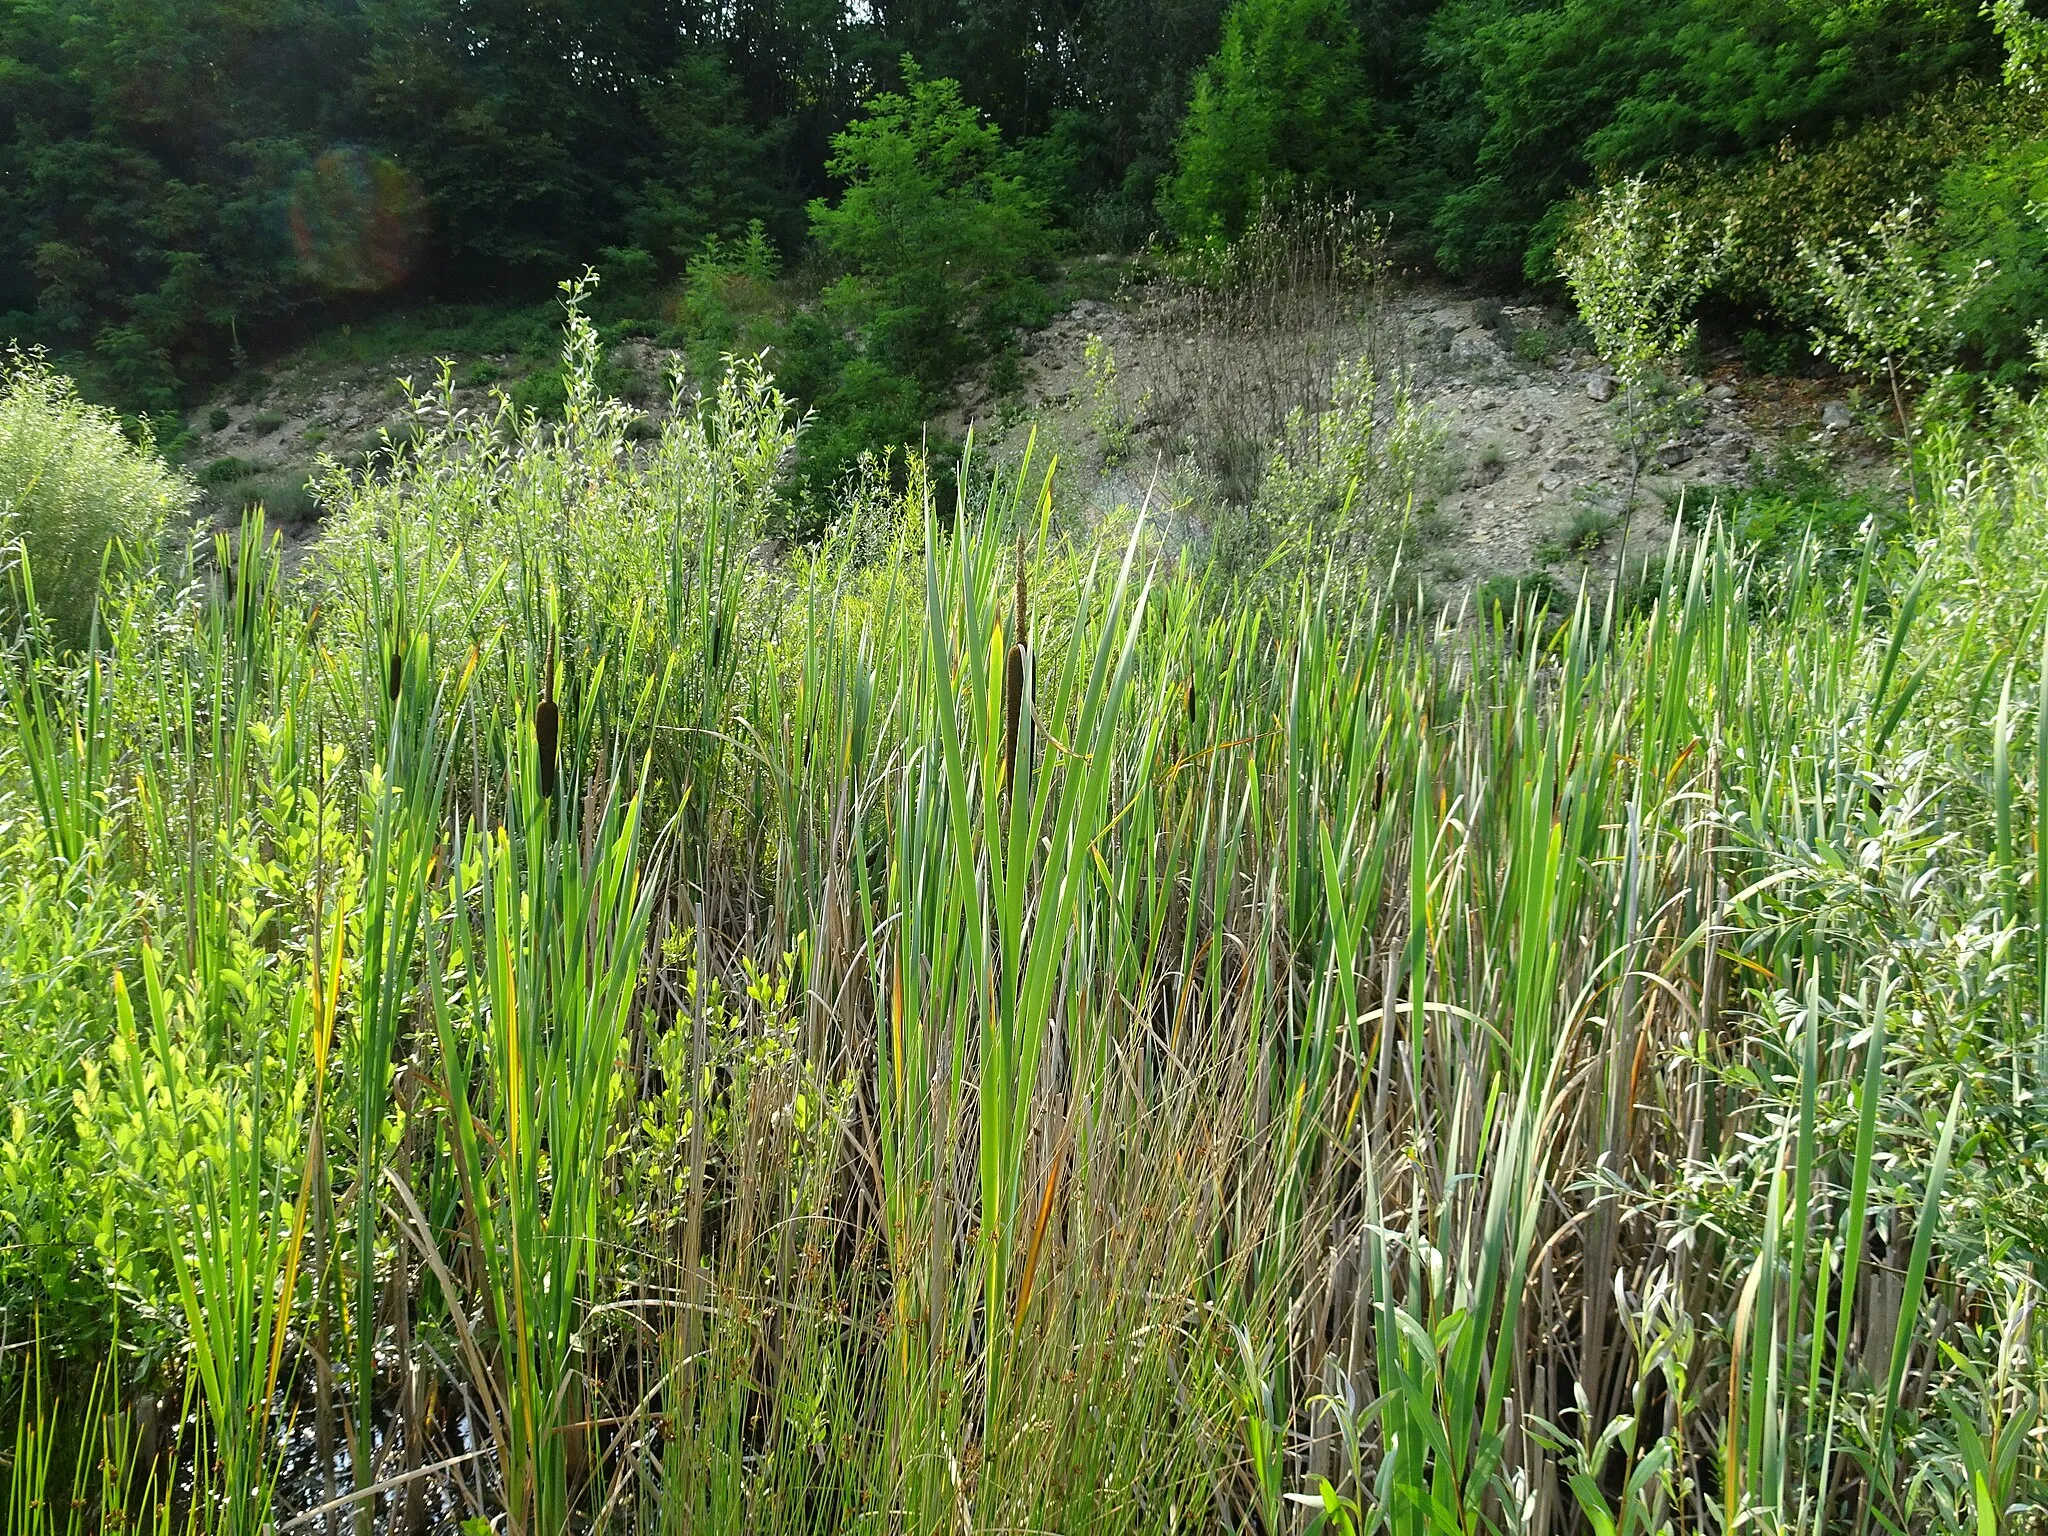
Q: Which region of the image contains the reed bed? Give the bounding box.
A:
[2,311,2046,1534]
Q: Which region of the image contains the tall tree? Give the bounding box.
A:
[1158,0,1374,239]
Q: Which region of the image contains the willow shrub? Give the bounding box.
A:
[0,349,193,648]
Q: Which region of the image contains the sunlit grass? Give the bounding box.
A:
[3,293,2047,1533]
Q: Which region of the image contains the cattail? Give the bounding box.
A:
[387,641,404,701]
[1014,524,1028,652]
[1004,642,1026,790]
[536,698,560,800]
[1006,528,1030,791]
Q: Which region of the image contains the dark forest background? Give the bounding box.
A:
[2,0,2039,443]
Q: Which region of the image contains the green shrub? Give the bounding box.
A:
[1210,355,1445,589]
[230,472,320,525]
[764,65,1056,512]
[810,63,1055,393]
[1937,129,2048,378]
[1665,81,2015,332]
[0,351,191,646]
[1473,568,1569,631]
[248,411,286,436]
[1726,445,1903,562]
[1740,327,1807,376]
[512,365,571,420]
[207,406,231,433]
[201,455,256,485]
[667,223,787,409]
[598,354,650,404]
[1513,324,1559,364]
[1537,503,1620,562]
[1423,0,2000,280]
[462,360,503,389]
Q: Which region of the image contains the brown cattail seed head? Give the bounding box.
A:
[536,699,560,800]
[1014,528,1029,650]
[387,643,404,701]
[1004,642,1025,791]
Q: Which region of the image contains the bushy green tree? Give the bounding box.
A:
[810,62,1054,391]
[0,0,362,407]
[356,0,795,275]
[0,351,191,647]
[1802,199,1990,436]
[1158,0,1373,240]
[1557,175,1726,512]
[792,63,1053,504]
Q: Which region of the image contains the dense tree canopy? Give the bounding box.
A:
[1159,0,1374,240]
[1406,0,2004,278]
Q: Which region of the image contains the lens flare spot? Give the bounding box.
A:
[290,150,426,292]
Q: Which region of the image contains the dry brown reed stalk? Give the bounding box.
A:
[1140,198,1393,500]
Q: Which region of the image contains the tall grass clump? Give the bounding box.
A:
[7,263,2048,1534]
[1142,198,1393,501]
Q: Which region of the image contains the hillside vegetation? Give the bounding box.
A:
[5,4,2048,1535]
[2,204,2048,1530]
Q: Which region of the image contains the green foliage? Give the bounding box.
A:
[1409,0,1999,279]
[231,472,319,525]
[1512,322,1559,363]
[0,353,189,647]
[1663,82,2027,350]
[1558,177,1724,497]
[1802,198,1988,410]
[1937,129,2048,380]
[810,64,1055,392]
[511,364,571,421]
[1082,332,1146,465]
[1739,326,1811,377]
[1470,565,1568,629]
[0,0,363,409]
[784,64,1054,506]
[677,220,786,387]
[1159,0,1373,240]
[0,0,2024,429]
[206,406,231,433]
[1210,354,1445,589]
[1724,444,1903,563]
[9,289,2048,1532]
[1536,501,1619,562]
[1558,178,1724,389]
